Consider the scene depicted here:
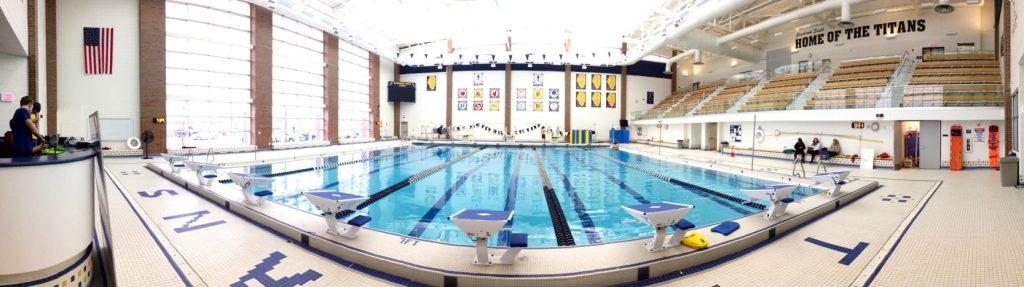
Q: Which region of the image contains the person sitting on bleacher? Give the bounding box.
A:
[808,138,822,163]
[793,138,807,163]
[829,139,841,157]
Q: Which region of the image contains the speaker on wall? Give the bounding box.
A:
[619,120,628,128]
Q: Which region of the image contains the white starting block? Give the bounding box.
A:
[184,161,220,185]
[742,184,797,220]
[161,153,188,173]
[622,202,695,252]
[303,191,371,239]
[449,209,526,265]
[225,172,275,205]
[809,171,850,197]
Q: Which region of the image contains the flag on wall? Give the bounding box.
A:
[516,101,527,111]
[575,91,586,107]
[590,74,601,90]
[533,101,544,112]
[489,100,500,111]
[591,92,601,108]
[548,88,560,100]
[605,92,617,108]
[84,27,114,74]
[473,100,483,111]
[548,101,560,112]
[606,75,617,90]
[575,74,587,89]
[458,88,468,98]
[489,88,500,99]
[516,88,527,99]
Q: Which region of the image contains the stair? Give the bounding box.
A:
[728,77,769,113]
[686,85,726,116]
[878,59,917,107]
[790,63,836,110]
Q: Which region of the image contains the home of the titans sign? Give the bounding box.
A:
[795,19,926,49]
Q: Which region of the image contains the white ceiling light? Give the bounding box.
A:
[935,0,955,14]
[837,0,855,29]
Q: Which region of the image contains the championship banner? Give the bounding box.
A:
[426,75,437,91]
[590,74,601,90]
[458,88,468,98]
[548,101,560,112]
[473,73,484,86]
[516,101,527,111]
[548,88,560,100]
[533,88,544,100]
[489,88,500,99]
[646,91,654,104]
[473,100,483,111]
[605,75,617,91]
[605,92,617,108]
[516,88,527,99]
[533,101,544,112]
[591,92,601,108]
[473,88,483,99]
[575,74,586,89]
[457,100,468,111]
[489,100,500,111]
[575,91,586,107]
[533,73,544,86]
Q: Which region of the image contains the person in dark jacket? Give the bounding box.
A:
[793,138,806,163]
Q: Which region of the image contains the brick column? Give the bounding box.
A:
[45,0,56,134]
[324,32,338,144]
[139,0,167,153]
[393,63,400,138]
[369,53,380,139]
[252,6,273,149]
[1003,0,1013,154]
[670,50,678,93]
[445,65,453,137]
[504,63,511,133]
[564,64,571,135]
[620,65,627,124]
[28,0,37,101]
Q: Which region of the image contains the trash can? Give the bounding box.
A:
[677,139,688,149]
[999,157,1018,187]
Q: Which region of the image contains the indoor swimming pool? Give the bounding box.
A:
[225,145,821,247]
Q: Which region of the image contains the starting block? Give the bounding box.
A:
[449,209,526,265]
[809,171,850,197]
[161,153,188,173]
[742,184,797,220]
[225,172,275,205]
[621,201,695,252]
[303,191,371,238]
[184,161,220,185]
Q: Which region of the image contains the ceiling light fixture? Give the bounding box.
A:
[935,0,954,14]
[837,0,855,29]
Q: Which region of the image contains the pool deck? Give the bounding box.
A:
[97,141,1024,286]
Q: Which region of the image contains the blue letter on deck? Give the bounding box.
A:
[804,237,869,265]
[161,210,226,233]
[230,252,322,287]
[138,189,178,198]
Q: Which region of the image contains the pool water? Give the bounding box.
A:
[232,145,820,247]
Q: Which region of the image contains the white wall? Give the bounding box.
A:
[378,57,394,137]
[626,75,671,120]
[399,71,446,138]
[0,53,27,125]
[717,120,895,157]
[0,0,28,55]
[451,70,505,140]
[509,71,563,141]
[57,0,139,149]
[940,120,1004,167]
[690,6,990,84]
[570,71,621,142]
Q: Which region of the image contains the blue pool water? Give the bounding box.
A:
[232,145,820,247]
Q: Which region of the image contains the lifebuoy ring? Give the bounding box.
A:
[755,127,765,143]
[126,137,142,150]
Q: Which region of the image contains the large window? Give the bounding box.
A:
[165,0,252,149]
[272,14,325,143]
[338,40,371,141]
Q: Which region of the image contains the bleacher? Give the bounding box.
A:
[639,90,688,120]
[806,56,900,110]
[694,79,759,115]
[662,80,725,117]
[903,53,1003,107]
[738,71,817,112]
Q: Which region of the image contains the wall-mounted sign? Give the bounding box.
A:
[852,121,865,129]
[0,92,11,102]
[795,19,926,49]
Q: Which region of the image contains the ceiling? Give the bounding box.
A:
[264,0,986,65]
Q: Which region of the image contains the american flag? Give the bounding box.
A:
[84,27,114,74]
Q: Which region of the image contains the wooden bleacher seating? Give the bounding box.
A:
[904,53,1002,107]
[806,57,900,110]
[739,72,816,112]
[695,79,759,115]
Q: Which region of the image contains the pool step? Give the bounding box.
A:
[586,149,768,210]
[216,145,438,184]
[533,150,577,247]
